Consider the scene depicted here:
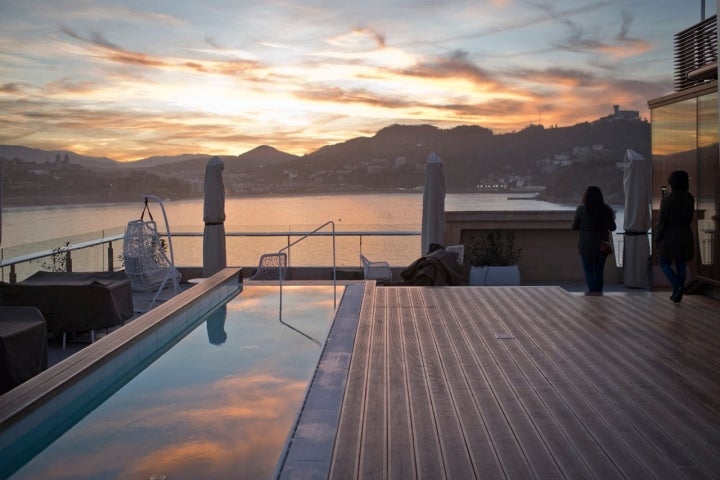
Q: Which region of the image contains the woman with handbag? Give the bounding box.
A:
[572,186,617,293]
[656,170,695,303]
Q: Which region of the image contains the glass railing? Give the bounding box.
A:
[0,229,125,283]
[0,227,422,283]
[1,226,629,284]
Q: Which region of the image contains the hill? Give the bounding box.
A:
[123,153,213,169]
[0,145,120,169]
[139,145,301,176]
[0,116,650,205]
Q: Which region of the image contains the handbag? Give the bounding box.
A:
[600,241,613,255]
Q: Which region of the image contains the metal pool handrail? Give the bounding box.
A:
[278,220,336,321]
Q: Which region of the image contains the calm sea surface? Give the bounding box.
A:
[2,193,603,275]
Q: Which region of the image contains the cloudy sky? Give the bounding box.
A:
[0,0,714,162]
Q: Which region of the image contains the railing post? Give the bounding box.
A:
[332,222,337,308]
[10,265,16,284]
[65,251,73,272]
[286,235,291,280]
[108,241,114,272]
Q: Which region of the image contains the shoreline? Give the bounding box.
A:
[2,189,582,210]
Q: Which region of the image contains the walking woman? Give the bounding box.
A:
[656,170,695,303]
[572,186,617,293]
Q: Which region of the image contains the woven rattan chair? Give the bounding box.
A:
[249,253,287,280]
[123,196,180,310]
[123,220,180,292]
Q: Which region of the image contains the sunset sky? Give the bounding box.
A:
[0,0,714,162]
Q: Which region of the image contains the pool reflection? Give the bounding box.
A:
[206,305,227,345]
[11,285,337,479]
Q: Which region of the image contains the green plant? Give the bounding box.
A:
[40,241,71,272]
[466,231,522,267]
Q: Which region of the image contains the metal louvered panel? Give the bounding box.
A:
[674,15,717,91]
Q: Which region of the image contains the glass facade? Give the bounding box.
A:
[650,84,720,285]
[697,92,719,279]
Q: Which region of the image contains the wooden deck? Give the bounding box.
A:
[329,286,720,479]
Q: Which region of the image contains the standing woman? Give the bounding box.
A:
[656,170,695,303]
[572,186,617,293]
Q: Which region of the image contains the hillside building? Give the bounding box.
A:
[612,104,639,120]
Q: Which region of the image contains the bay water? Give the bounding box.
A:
[2,193,605,277]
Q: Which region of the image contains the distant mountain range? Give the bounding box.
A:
[0,115,651,205]
[0,144,299,170]
[0,145,120,169]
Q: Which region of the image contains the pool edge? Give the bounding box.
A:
[275,280,373,479]
[0,267,242,475]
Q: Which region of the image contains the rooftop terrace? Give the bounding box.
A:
[3,270,719,478]
[281,283,720,479]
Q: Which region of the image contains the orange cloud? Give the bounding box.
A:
[0,1,685,161]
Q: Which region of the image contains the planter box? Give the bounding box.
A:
[468,265,520,286]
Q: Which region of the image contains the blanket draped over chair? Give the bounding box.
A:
[399,249,468,286]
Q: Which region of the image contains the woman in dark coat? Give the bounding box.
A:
[656,170,695,302]
[572,186,617,293]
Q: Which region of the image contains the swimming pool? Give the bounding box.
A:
[9,284,340,479]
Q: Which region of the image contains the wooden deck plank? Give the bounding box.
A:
[431,288,535,480]
[423,288,506,479]
[359,286,388,479]
[501,287,642,479]
[598,294,720,411]
[449,287,600,480]
[504,287,718,479]
[492,287,665,479]
[458,288,569,479]
[411,288,476,479]
[515,288,698,479]
[385,288,417,479]
[328,285,720,480]
[400,288,445,479]
[329,281,376,479]
[557,294,720,478]
[545,291,720,478]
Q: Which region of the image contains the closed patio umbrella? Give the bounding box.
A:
[622,149,651,288]
[203,156,227,278]
[421,152,446,256]
[1,161,3,246]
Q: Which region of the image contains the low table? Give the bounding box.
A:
[0,306,48,394]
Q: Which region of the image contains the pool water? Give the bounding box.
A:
[11,285,339,479]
